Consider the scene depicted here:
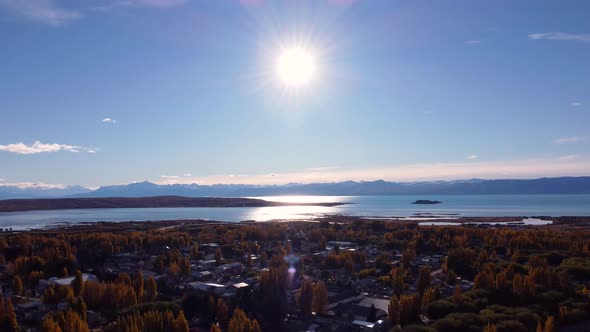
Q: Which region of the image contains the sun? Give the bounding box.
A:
[277,47,315,87]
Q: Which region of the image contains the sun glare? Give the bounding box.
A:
[277,47,315,87]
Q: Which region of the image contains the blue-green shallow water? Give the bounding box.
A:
[1,195,589,230]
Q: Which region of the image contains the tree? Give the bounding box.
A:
[313,281,328,315]
[180,257,191,276]
[216,299,229,328]
[544,316,555,332]
[344,257,354,275]
[421,288,435,313]
[146,276,157,302]
[388,295,400,325]
[484,322,497,332]
[41,317,62,332]
[228,307,257,332]
[260,251,268,267]
[175,311,189,332]
[72,270,84,297]
[453,284,462,305]
[297,279,314,315]
[417,266,432,294]
[191,245,200,259]
[215,248,223,265]
[134,272,144,302]
[71,297,87,322]
[12,276,23,296]
[0,298,19,332]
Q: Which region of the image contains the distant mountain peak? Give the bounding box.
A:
[2,176,590,200]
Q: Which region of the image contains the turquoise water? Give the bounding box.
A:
[1,195,589,230]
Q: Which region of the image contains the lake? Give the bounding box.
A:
[1,194,590,230]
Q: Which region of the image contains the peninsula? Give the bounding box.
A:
[0,196,344,213]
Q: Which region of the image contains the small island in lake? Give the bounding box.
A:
[411,199,442,204]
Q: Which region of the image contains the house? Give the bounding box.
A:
[218,263,244,275]
[192,270,213,280]
[15,301,44,318]
[352,319,384,331]
[186,281,226,295]
[39,273,98,290]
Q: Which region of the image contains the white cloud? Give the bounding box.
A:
[183,173,192,177]
[0,141,97,154]
[467,155,478,160]
[160,175,179,179]
[0,181,66,189]
[102,117,117,123]
[528,32,590,42]
[0,0,80,25]
[571,102,582,107]
[154,157,590,186]
[553,136,584,144]
[465,40,481,45]
[0,178,5,182]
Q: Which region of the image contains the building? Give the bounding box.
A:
[39,273,98,290]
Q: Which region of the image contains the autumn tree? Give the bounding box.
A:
[484,322,497,332]
[134,272,144,302]
[453,284,462,305]
[545,316,555,332]
[227,308,260,332]
[215,248,223,265]
[313,281,328,315]
[146,276,157,302]
[72,270,84,297]
[297,279,314,315]
[388,295,400,325]
[417,266,432,294]
[12,276,23,296]
[0,298,19,332]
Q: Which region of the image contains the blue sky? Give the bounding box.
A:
[0,0,589,188]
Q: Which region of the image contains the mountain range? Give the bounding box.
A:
[1,176,589,200]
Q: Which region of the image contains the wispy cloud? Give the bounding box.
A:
[160,175,180,179]
[529,32,590,42]
[183,173,192,177]
[0,141,97,154]
[467,155,478,160]
[571,102,582,107]
[558,154,580,161]
[553,136,585,144]
[0,178,4,182]
[0,0,80,25]
[154,157,590,185]
[305,166,340,172]
[465,40,481,45]
[102,117,117,123]
[92,0,188,12]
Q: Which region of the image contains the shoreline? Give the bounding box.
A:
[3,214,589,233]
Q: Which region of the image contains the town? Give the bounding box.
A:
[1,216,590,332]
